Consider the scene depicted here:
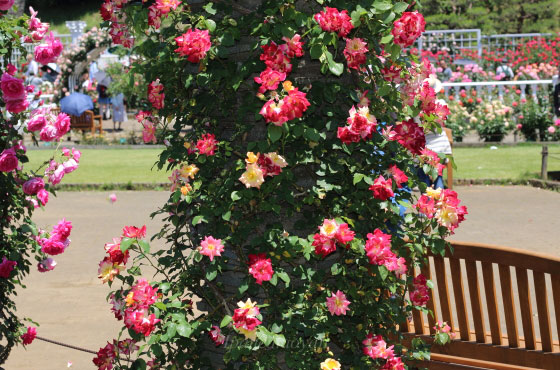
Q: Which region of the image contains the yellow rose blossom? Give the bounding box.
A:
[239,164,264,188]
[180,184,192,196]
[180,164,199,180]
[246,152,259,164]
[425,186,442,200]
[265,152,287,168]
[320,358,341,370]
[283,80,294,92]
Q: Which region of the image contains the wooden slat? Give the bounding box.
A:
[450,258,470,340]
[515,267,535,350]
[444,241,560,274]
[481,262,502,345]
[551,274,560,344]
[434,255,454,330]
[465,260,486,343]
[421,262,438,334]
[534,271,553,352]
[412,303,425,335]
[403,332,560,370]
[498,264,519,347]
[431,353,544,370]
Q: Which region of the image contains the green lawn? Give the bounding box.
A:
[29,1,103,35]
[26,148,168,184]
[25,144,560,185]
[453,144,560,180]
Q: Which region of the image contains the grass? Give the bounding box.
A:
[453,144,560,180]
[26,148,169,184]
[24,144,560,186]
[28,1,103,35]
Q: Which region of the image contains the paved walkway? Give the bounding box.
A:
[3,186,560,369]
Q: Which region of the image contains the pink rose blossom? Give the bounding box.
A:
[34,32,63,65]
[147,79,165,110]
[155,0,181,14]
[326,290,351,316]
[55,113,71,137]
[392,11,425,47]
[23,177,45,195]
[199,236,224,261]
[0,257,17,278]
[0,0,15,11]
[369,175,394,200]
[5,98,29,114]
[248,253,274,285]
[37,258,57,272]
[196,133,218,156]
[174,28,212,63]
[209,325,226,346]
[548,126,556,134]
[62,158,79,174]
[21,326,37,345]
[0,147,18,172]
[314,7,354,37]
[109,193,117,203]
[1,72,26,100]
[37,188,49,205]
[27,114,47,131]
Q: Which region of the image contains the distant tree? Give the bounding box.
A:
[421,0,559,34]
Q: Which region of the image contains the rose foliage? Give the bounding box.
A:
[0,3,79,364]
[97,0,467,369]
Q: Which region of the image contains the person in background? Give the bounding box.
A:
[496,58,514,81]
[41,63,58,83]
[97,82,111,120]
[440,59,452,82]
[111,92,126,131]
[25,54,39,78]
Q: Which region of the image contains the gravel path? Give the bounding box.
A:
[4,186,560,369]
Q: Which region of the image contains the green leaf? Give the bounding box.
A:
[304,127,321,141]
[277,271,290,286]
[177,323,192,337]
[131,359,146,370]
[378,265,389,281]
[120,237,134,252]
[274,334,286,348]
[231,191,241,201]
[138,240,150,253]
[331,263,342,276]
[271,323,283,334]
[269,273,278,286]
[257,327,274,346]
[155,302,167,311]
[220,315,232,328]
[374,1,393,11]
[268,124,283,143]
[393,2,409,13]
[192,215,207,225]
[203,2,217,15]
[310,44,322,59]
[205,19,216,32]
[380,34,393,44]
[166,322,177,338]
[222,211,232,221]
[328,60,344,76]
[206,267,218,281]
[353,173,365,185]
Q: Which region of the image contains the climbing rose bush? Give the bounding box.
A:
[0,4,79,363]
[97,1,467,369]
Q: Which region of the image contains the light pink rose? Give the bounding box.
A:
[37,188,49,205]
[62,158,78,174]
[548,126,556,134]
[0,148,18,172]
[39,124,59,142]
[1,73,26,100]
[0,0,15,11]
[26,196,39,209]
[23,177,45,195]
[37,258,57,272]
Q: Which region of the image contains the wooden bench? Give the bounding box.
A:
[404,241,560,369]
[51,107,103,134]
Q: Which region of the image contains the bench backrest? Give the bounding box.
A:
[406,241,560,369]
[70,110,94,129]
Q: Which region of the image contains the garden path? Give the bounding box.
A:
[3,186,560,369]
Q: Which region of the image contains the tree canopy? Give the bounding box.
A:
[421,0,560,34]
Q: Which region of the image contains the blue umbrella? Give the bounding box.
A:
[60,92,94,116]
